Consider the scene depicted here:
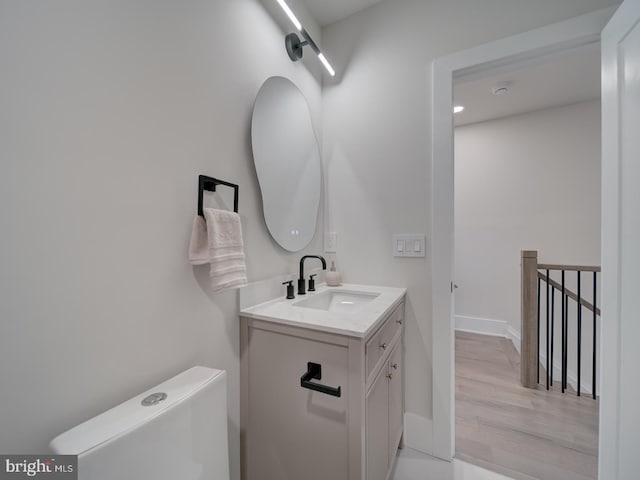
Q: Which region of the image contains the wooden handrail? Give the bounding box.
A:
[537,272,601,316]
[537,263,601,272]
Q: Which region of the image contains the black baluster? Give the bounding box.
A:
[561,270,566,393]
[551,286,555,387]
[546,269,550,390]
[537,276,541,384]
[564,294,569,391]
[577,271,582,397]
[593,272,597,400]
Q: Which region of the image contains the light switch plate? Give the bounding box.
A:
[392,234,426,257]
[325,232,337,253]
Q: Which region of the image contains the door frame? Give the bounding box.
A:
[430,6,617,460]
[600,2,640,477]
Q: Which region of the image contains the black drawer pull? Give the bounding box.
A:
[300,362,342,397]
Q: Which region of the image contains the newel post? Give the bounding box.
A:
[521,250,539,388]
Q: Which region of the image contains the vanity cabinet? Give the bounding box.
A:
[366,341,403,480]
[240,299,404,480]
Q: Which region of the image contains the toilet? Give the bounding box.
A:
[50,366,230,480]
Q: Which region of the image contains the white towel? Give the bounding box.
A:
[188,215,209,266]
[188,208,248,293]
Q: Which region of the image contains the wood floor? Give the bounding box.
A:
[455,331,599,480]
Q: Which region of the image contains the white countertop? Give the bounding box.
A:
[240,283,406,338]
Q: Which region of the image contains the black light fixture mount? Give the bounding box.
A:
[285,31,316,62]
[285,32,306,61]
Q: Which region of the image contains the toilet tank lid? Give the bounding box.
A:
[49,366,225,456]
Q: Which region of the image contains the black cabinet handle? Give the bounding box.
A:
[300,362,342,397]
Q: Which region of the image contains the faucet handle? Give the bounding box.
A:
[282,281,295,300]
[308,274,318,292]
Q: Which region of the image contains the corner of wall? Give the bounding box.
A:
[403,412,433,455]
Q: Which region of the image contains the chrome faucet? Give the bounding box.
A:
[298,255,327,295]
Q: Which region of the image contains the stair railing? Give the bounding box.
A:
[521,250,600,399]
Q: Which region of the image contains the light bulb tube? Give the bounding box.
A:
[277,0,302,31]
[318,53,336,77]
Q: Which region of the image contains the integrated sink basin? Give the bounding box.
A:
[240,283,406,338]
[294,290,380,313]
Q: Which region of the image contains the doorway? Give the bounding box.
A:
[429,5,617,465]
[450,44,602,479]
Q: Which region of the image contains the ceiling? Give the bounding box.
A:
[298,0,385,27]
[454,42,601,127]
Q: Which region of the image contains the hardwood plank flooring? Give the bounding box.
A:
[455,331,599,480]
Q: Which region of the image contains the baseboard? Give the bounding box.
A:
[403,413,433,455]
[456,315,524,358]
[455,315,510,338]
[507,326,521,354]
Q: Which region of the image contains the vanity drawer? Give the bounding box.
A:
[365,303,403,379]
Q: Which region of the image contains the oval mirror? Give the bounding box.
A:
[251,77,321,252]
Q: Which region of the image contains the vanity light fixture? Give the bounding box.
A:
[277,0,336,77]
[453,105,465,114]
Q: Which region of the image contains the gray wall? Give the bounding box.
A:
[0,1,323,478]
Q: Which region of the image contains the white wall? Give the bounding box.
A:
[321,0,618,451]
[454,100,601,333]
[0,1,324,477]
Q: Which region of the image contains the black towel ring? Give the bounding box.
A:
[197,175,239,215]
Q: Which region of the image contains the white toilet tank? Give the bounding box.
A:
[50,366,229,480]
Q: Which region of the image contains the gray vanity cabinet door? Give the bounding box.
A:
[245,327,349,480]
[366,367,389,480]
[388,342,403,460]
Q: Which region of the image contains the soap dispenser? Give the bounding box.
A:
[325,261,342,287]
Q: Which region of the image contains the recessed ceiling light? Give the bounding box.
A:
[453,105,465,114]
[492,82,510,96]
